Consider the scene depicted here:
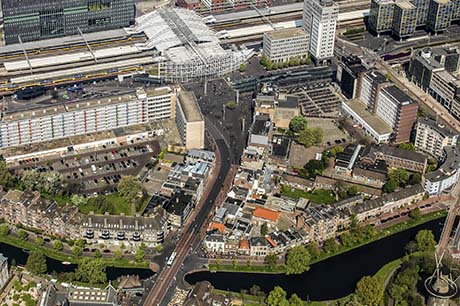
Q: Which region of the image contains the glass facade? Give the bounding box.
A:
[2,0,135,44]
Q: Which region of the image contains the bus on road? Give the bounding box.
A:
[166,251,177,267]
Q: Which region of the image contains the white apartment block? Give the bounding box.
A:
[0,87,175,148]
[415,117,458,158]
[262,28,309,63]
[176,90,205,150]
[303,0,339,61]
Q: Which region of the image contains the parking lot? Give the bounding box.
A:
[12,140,160,195]
[306,117,351,147]
[286,83,342,117]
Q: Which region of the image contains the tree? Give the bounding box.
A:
[53,240,63,251]
[71,195,87,207]
[409,208,421,220]
[72,246,82,256]
[265,254,278,269]
[408,172,422,185]
[250,285,261,296]
[388,168,410,186]
[26,251,47,275]
[94,249,101,258]
[355,276,384,306]
[114,249,123,260]
[306,243,321,260]
[266,286,288,306]
[383,178,398,193]
[296,127,323,147]
[75,258,107,284]
[260,54,268,66]
[347,186,359,196]
[0,224,9,236]
[0,161,14,188]
[415,229,436,253]
[18,230,28,241]
[289,293,306,306]
[261,222,269,236]
[239,63,247,72]
[135,246,145,262]
[323,238,339,254]
[75,239,86,248]
[35,237,45,246]
[118,176,141,203]
[405,240,417,254]
[289,116,308,133]
[285,246,311,275]
[303,159,326,178]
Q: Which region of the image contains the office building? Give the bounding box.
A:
[343,70,418,144]
[0,87,175,148]
[336,56,368,99]
[376,85,418,144]
[392,1,417,38]
[175,91,205,150]
[303,0,339,61]
[412,0,431,25]
[408,47,460,120]
[369,0,395,34]
[1,0,135,45]
[415,117,458,157]
[262,28,309,64]
[427,0,453,33]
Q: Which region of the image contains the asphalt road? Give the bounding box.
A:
[143,119,233,306]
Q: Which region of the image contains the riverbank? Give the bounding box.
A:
[0,233,149,269]
[212,258,403,306]
[207,209,446,274]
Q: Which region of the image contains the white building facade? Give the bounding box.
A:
[262,28,309,63]
[303,0,339,61]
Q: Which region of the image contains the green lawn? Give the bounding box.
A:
[79,193,131,215]
[280,185,336,204]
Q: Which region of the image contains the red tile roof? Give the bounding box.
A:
[253,207,280,222]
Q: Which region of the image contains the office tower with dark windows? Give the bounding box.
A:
[411,0,431,25]
[392,0,417,38]
[427,0,453,33]
[1,0,135,45]
[369,0,395,34]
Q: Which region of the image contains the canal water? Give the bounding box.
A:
[185,218,444,301]
[0,242,154,280]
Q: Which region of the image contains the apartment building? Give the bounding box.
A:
[369,0,454,38]
[0,190,78,237]
[424,146,460,194]
[415,117,458,158]
[336,56,368,99]
[369,0,395,34]
[303,0,339,61]
[74,208,168,246]
[427,0,454,33]
[359,70,390,111]
[175,91,205,150]
[1,0,135,44]
[297,205,347,242]
[262,28,309,64]
[0,87,175,148]
[392,1,418,38]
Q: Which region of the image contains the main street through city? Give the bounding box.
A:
[143,119,233,306]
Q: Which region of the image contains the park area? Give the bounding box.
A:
[280,185,336,204]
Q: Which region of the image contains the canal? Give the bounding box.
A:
[185,217,444,301]
[0,243,154,280]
